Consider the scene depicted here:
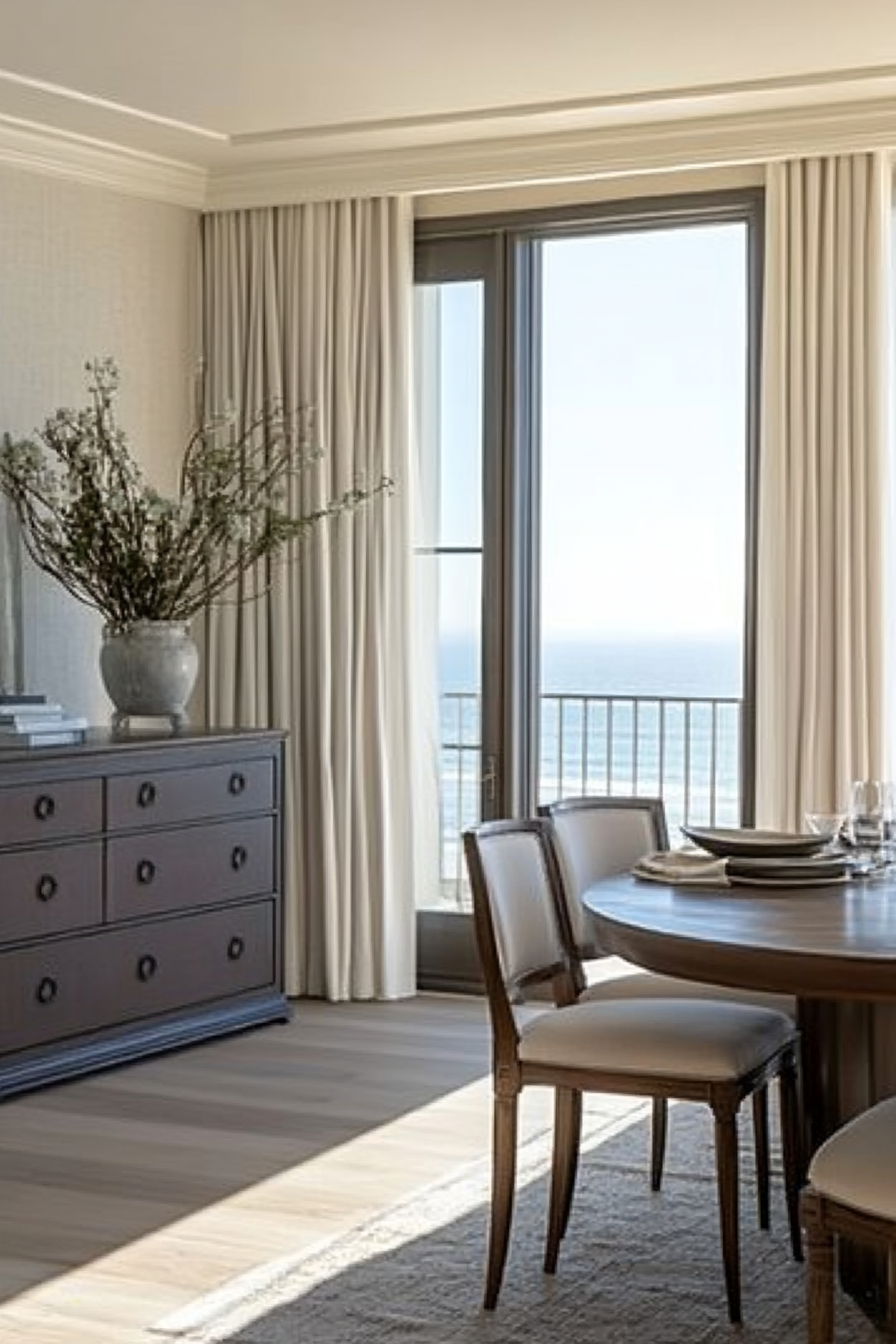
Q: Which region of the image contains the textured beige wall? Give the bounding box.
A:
[0,166,199,721]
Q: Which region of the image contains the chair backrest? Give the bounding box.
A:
[538,795,668,959]
[463,819,576,1044]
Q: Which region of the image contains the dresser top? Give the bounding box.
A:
[0,727,286,782]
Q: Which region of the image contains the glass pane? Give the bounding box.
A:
[438,554,482,908]
[413,280,484,911]
[538,223,747,837]
[439,283,483,548]
[414,281,483,550]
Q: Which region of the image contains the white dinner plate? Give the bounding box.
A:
[726,855,848,882]
[727,873,849,889]
[680,824,833,859]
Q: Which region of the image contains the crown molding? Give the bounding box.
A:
[0,85,894,213]
[0,115,206,207]
[205,96,896,210]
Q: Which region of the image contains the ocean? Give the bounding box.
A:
[437,634,743,882]
[440,633,743,698]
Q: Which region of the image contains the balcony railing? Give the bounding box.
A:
[438,689,742,910]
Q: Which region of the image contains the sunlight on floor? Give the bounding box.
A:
[0,1077,652,1344]
[153,1091,657,1339]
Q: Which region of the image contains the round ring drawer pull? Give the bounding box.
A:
[137,781,157,808]
[136,859,156,885]
[36,874,58,902]
[34,794,56,821]
[227,935,245,961]
[229,772,246,796]
[36,976,58,1004]
[137,954,158,982]
[231,845,248,871]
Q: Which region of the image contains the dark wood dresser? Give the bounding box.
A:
[0,727,290,1098]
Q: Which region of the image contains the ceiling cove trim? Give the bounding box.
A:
[0,116,206,208]
[205,98,896,209]
[0,96,893,211]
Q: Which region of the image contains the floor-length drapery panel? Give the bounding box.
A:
[200,199,415,1000]
[0,497,22,692]
[755,153,890,830]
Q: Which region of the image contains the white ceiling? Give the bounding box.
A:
[0,0,895,206]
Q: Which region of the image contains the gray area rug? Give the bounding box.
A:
[154,1103,880,1344]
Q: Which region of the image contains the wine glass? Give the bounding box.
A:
[804,809,846,850]
[847,781,896,868]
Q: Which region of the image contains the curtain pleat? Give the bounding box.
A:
[199,199,415,1000]
[756,153,890,828]
[0,498,22,692]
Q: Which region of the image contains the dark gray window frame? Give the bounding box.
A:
[415,188,763,992]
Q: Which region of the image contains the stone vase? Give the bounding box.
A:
[99,620,199,734]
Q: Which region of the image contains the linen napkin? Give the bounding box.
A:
[632,848,730,887]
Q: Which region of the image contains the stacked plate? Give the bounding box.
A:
[680,825,849,888]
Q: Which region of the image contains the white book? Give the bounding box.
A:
[0,715,89,735]
[0,712,72,730]
[0,702,66,720]
[0,729,85,749]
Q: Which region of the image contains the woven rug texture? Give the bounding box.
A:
[153,1102,881,1344]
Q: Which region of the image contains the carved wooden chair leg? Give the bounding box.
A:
[887,1246,896,1335]
[545,1087,580,1272]
[778,1052,804,1262]
[558,1087,582,1241]
[713,1102,742,1325]
[485,1092,518,1309]
[752,1085,771,1229]
[650,1096,668,1192]
[801,1191,836,1344]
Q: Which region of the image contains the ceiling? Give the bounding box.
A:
[0,0,895,207]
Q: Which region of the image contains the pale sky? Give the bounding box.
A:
[540,223,746,638]
[431,219,747,640]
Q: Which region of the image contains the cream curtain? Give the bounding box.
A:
[199,198,416,1000]
[755,153,891,829]
[0,497,22,692]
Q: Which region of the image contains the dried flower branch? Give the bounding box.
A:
[0,358,393,631]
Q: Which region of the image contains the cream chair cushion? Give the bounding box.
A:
[479,830,566,985]
[580,954,795,1017]
[518,998,794,1080]
[550,806,658,953]
[807,1096,896,1220]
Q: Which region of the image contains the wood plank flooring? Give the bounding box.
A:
[0,994,645,1344]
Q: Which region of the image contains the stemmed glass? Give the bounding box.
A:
[804,809,847,852]
[846,781,896,869]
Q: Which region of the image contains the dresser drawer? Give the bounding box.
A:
[106,816,275,922]
[0,778,102,847]
[0,841,103,942]
[0,900,276,1054]
[106,757,275,831]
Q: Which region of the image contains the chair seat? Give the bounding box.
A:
[807,1096,896,1221]
[519,997,795,1080]
[580,954,796,1018]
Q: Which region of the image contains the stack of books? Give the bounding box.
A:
[0,694,88,748]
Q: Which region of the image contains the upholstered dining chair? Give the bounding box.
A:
[463,817,803,1325]
[539,794,799,1199]
[801,1097,896,1343]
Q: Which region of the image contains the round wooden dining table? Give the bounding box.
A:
[582,870,896,1318]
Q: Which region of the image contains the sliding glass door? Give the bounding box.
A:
[412,236,513,986]
[412,192,760,988]
[537,220,752,839]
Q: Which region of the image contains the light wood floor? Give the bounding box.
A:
[0,994,649,1344]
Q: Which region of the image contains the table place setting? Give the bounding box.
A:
[631,815,881,888]
[631,845,852,889]
[629,781,896,889]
